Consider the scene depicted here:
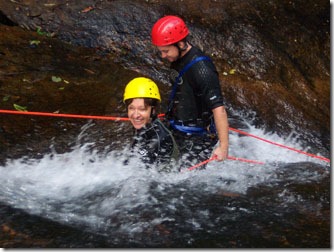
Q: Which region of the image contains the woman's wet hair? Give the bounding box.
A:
[125,98,158,108]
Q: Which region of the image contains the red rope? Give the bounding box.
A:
[227,155,265,165]
[229,127,330,163]
[184,156,218,172]
[0,109,166,121]
[0,109,329,163]
[183,155,265,172]
[0,109,130,121]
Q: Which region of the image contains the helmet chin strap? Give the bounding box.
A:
[150,107,157,120]
[176,41,189,59]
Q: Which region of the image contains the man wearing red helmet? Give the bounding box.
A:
[151,15,229,166]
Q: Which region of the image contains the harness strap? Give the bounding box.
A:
[167,56,211,115]
[169,119,216,136]
[155,119,180,161]
[169,120,206,135]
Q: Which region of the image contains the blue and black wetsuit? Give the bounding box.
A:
[167,46,226,167]
[130,118,179,172]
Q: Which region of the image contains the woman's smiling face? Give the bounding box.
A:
[127,98,152,129]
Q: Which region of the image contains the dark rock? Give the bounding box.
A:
[0,0,330,151]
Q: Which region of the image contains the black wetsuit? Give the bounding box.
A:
[167,46,226,167]
[130,118,179,172]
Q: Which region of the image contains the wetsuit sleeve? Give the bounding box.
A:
[189,59,225,110]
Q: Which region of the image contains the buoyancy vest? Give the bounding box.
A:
[166,56,211,115]
[167,55,218,136]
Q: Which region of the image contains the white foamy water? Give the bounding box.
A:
[0,122,329,237]
[228,124,328,164]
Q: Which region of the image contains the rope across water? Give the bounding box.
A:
[0,109,330,165]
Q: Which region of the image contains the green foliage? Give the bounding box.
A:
[51,76,62,82]
[13,103,27,112]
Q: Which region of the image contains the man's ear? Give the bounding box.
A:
[177,41,188,51]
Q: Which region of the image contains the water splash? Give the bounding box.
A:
[0,123,329,245]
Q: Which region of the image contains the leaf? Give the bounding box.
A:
[29,40,40,46]
[81,6,94,13]
[229,69,236,74]
[51,76,62,82]
[36,27,46,36]
[2,95,10,102]
[13,103,28,112]
[36,27,52,37]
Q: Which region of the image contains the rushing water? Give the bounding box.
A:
[0,116,330,248]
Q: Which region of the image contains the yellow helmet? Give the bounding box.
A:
[123,77,161,102]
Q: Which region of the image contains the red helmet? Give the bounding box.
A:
[151,15,189,46]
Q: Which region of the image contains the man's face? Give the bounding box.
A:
[156,45,179,63]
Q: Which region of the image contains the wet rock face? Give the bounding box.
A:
[0,25,138,163]
[0,0,330,149]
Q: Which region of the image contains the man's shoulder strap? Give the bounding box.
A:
[167,56,211,114]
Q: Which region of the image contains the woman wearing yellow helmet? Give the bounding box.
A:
[123,77,179,172]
